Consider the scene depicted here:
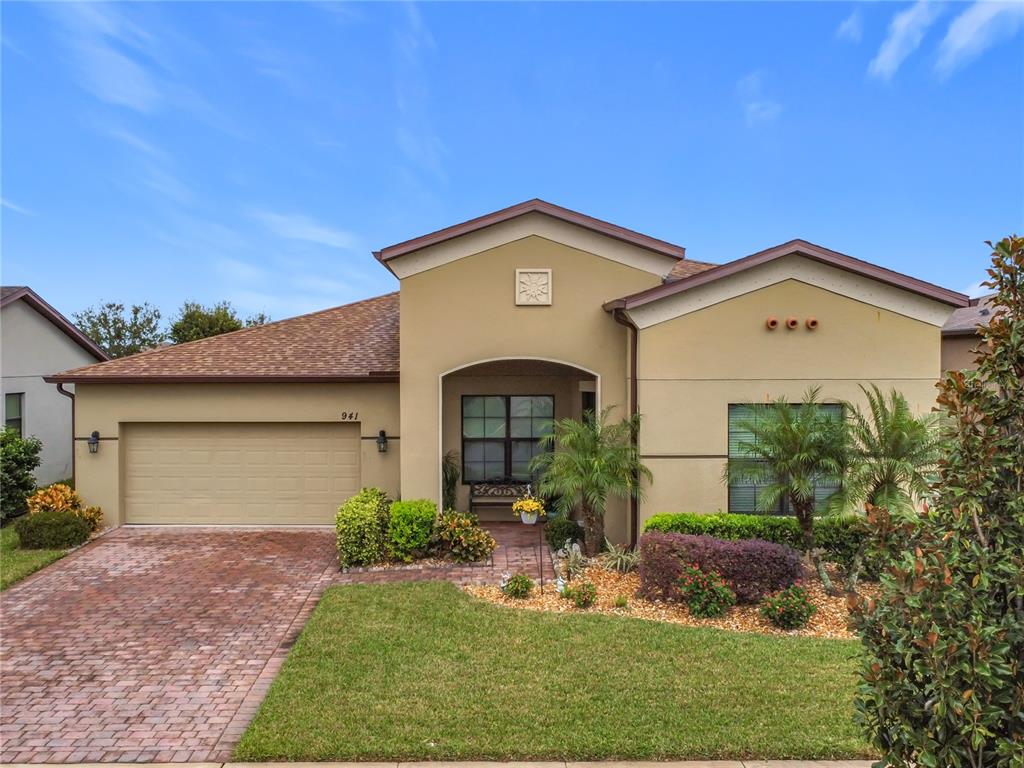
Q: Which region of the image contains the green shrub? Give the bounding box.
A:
[335,488,390,568]
[501,573,533,599]
[613,594,629,609]
[1,428,42,522]
[565,580,597,608]
[545,515,582,551]
[387,499,436,562]
[14,509,90,549]
[677,563,736,618]
[644,512,863,567]
[432,511,497,563]
[761,583,817,629]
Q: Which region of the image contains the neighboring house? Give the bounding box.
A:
[941,293,997,371]
[48,200,968,541]
[1,286,109,485]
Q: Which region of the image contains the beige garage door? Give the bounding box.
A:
[123,422,360,525]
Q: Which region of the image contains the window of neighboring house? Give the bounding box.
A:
[727,402,843,514]
[4,393,24,436]
[462,395,554,483]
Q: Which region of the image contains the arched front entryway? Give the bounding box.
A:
[438,357,599,517]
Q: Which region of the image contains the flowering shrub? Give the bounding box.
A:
[501,572,533,599]
[564,580,597,608]
[432,511,497,563]
[677,563,735,617]
[26,483,104,532]
[637,532,801,604]
[511,492,545,520]
[760,582,816,629]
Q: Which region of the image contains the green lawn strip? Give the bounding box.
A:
[0,523,66,590]
[236,581,872,761]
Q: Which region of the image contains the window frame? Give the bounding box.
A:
[726,402,843,515]
[4,392,25,437]
[460,394,554,484]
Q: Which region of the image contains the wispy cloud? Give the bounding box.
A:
[837,9,864,43]
[251,210,360,250]
[392,3,446,182]
[736,71,782,125]
[962,278,991,297]
[936,1,1024,77]
[869,1,943,80]
[1,198,33,216]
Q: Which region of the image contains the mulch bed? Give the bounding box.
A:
[464,563,877,639]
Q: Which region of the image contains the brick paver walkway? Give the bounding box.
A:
[0,522,553,764]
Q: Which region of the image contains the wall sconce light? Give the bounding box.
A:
[88,431,100,454]
[376,429,389,453]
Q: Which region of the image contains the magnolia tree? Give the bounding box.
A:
[852,236,1024,767]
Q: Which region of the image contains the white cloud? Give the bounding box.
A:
[869,1,943,80]
[1,198,33,215]
[736,71,782,125]
[962,278,991,297]
[837,9,864,43]
[936,1,1024,77]
[251,210,360,250]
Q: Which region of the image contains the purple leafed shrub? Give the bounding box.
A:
[637,532,802,604]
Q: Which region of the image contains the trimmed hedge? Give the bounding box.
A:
[643,512,862,567]
[388,499,437,562]
[546,515,583,551]
[336,488,391,567]
[637,532,802,604]
[14,509,90,549]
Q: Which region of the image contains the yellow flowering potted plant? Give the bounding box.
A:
[512,487,546,525]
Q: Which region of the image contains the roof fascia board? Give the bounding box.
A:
[44,374,400,385]
[2,288,109,360]
[621,254,961,330]
[385,213,681,280]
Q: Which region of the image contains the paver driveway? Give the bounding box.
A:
[0,527,337,764]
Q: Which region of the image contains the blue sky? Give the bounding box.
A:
[3,1,1023,322]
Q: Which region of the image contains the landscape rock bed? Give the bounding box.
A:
[465,563,876,639]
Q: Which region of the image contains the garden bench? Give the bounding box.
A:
[469,481,530,515]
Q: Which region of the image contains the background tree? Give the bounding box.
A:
[441,450,460,511]
[0,428,42,522]
[169,301,269,343]
[724,387,848,594]
[831,385,944,590]
[852,236,1023,767]
[73,302,164,358]
[530,408,651,555]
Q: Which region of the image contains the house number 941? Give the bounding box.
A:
[340,411,359,421]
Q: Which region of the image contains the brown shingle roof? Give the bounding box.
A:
[47,292,399,383]
[942,293,999,336]
[665,259,717,280]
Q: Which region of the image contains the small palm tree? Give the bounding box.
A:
[530,407,652,556]
[830,385,943,590]
[724,386,848,594]
[835,384,943,513]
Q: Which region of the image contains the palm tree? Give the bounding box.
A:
[830,384,943,590]
[529,407,652,555]
[724,386,848,594]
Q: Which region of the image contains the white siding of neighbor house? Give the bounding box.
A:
[1,299,102,484]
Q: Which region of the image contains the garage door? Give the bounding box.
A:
[123,422,360,525]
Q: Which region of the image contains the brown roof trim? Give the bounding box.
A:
[604,239,969,311]
[374,199,686,263]
[1,286,109,361]
[45,373,400,385]
[941,328,981,338]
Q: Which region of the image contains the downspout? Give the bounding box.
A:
[55,383,75,487]
[612,309,640,548]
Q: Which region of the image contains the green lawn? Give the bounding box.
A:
[0,523,66,590]
[236,581,872,761]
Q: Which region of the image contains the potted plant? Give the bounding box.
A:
[512,488,545,525]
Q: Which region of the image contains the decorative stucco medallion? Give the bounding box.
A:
[515,269,552,306]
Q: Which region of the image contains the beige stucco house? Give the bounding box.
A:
[49,200,968,542]
[2,286,108,484]
[941,293,996,371]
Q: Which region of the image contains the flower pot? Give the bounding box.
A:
[520,511,538,525]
